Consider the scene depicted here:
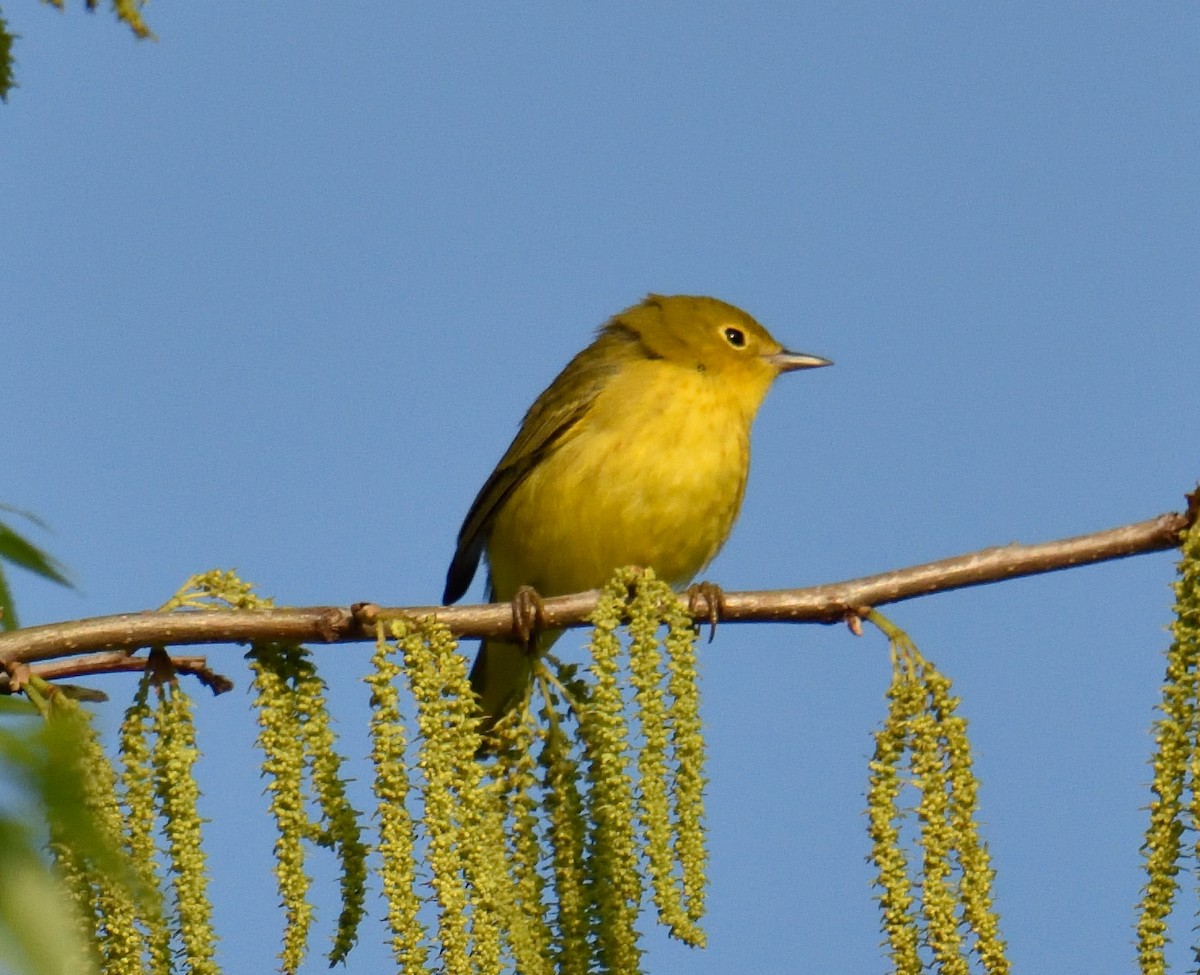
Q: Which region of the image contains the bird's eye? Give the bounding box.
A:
[723,326,746,348]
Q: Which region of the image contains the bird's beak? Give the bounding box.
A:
[770,349,833,373]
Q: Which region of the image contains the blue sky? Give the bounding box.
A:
[4,3,1198,973]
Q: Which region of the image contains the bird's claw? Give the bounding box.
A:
[511,585,547,650]
[686,580,725,643]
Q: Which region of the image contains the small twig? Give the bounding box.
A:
[0,502,1191,676]
[14,651,233,695]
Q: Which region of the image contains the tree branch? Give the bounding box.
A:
[0,497,1192,691]
[27,651,234,694]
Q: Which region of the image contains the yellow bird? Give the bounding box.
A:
[443,294,831,732]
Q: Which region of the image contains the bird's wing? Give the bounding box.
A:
[442,342,623,604]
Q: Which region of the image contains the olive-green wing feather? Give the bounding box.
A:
[442,405,589,604]
[442,334,631,604]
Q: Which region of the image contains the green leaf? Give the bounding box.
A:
[0,10,15,104]
[0,716,102,975]
[0,696,36,715]
[0,504,52,531]
[0,506,72,628]
[0,522,72,588]
[0,564,16,631]
[0,832,97,975]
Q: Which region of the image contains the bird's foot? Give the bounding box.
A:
[510,585,547,650]
[685,580,726,643]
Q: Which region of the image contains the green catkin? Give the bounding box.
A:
[624,572,708,946]
[392,621,468,971]
[910,707,968,975]
[172,571,305,966]
[1138,513,1200,972]
[581,569,644,975]
[50,836,103,971]
[396,617,499,975]
[930,674,1010,975]
[461,770,514,975]
[1191,735,1200,974]
[153,683,219,975]
[29,682,103,969]
[661,588,708,931]
[77,831,134,967]
[51,694,144,975]
[192,568,365,972]
[498,710,556,975]
[366,626,429,972]
[540,708,592,975]
[865,612,1008,975]
[459,784,509,975]
[126,565,724,974]
[293,653,368,966]
[443,626,512,975]
[247,643,312,974]
[867,681,922,975]
[117,675,171,975]
[161,569,271,612]
[627,575,680,936]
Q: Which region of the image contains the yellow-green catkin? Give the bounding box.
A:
[161,568,272,612]
[627,574,676,929]
[43,690,145,975]
[394,619,471,974]
[168,573,324,972]
[192,570,364,972]
[626,572,707,946]
[909,707,968,975]
[26,680,103,972]
[366,625,429,972]
[496,710,555,975]
[50,833,104,972]
[867,679,923,975]
[152,682,219,975]
[457,780,510,975]
[865,612,1008,975]
[292,652,368,966]
[661,586,708,932]
[539,712,592,975]
[930,672,1008,974]
[84,792,143,974]
[247,642,313,974]
[581,569,644,975]
[117,675,171,975]
[394,616,506,975]
[1138,513,1200,972]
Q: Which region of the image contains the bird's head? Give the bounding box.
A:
[605,294,831,397]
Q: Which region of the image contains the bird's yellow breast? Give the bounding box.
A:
[485,358,765,601]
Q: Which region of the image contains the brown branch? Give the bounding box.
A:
[0,650,235,696]
[0,500,1192,686]
[26,652,235,695]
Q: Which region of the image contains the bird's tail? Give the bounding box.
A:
[468,628,564,740]
[468,639,535,736]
